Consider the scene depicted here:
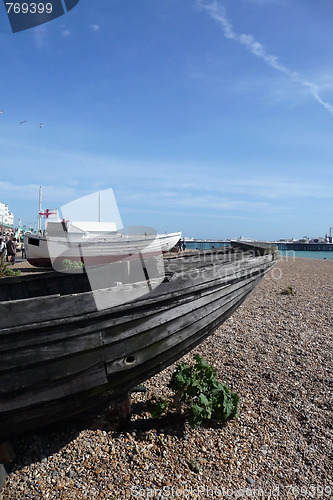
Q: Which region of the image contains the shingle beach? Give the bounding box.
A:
[1,256,332,499]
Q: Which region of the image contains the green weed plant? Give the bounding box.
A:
[280,286,296,296]
[150,354,239,428]
[0,260,21,278]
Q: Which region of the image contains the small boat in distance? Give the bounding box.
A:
[24,188,181,268]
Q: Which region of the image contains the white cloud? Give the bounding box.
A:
[89,24,100,32]
[62,29,71,38]
[198,1,333,116]
[0,181,76,203]
[2,135,331,226]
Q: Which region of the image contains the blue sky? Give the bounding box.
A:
[1,0,333,240]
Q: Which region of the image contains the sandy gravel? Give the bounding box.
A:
[1,256,332,499]
[10,256,50,275]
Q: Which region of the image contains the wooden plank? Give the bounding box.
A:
[0,275,254,376]
[0,281,234,387]
[106,280,254,376]
[0,362,109,412]
[105,284,252,390]
[0,253,273,336]
[0,257,264,339]
[0,291,97,329]
[0,276,254,403]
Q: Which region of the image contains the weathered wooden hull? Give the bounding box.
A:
[0,243,277,440]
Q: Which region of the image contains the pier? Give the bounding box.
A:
[277,242,333,251]
[185,239,230,250]
[185,240,333,252]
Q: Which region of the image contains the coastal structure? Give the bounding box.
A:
[185,230,333,252]
[185,239,230,250]
[0,202,14,231]
[277,228,333,251]
[277,241,333,251]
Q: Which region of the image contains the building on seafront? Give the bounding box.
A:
[0,202,14,231]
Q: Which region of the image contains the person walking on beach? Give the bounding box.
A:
[21,240,26,259]
[3,235,9,261]
[0,238,6,264]
[6,237,17,265]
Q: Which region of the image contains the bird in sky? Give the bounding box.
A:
[0,111,44,126]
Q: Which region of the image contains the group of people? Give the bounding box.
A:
[175,238,187,252]
[0,234,19,265]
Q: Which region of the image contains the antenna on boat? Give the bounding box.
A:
[38,186,42,233]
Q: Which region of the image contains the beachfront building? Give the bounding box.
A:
[0,201,14,230]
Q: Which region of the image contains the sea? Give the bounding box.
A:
[185,241,333,260]
[278,250,333,260]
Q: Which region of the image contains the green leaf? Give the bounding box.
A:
[149,394,168,417]
[150,354,239,428]
[198,393,210,407]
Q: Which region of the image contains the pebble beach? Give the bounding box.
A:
[1,256,332,499]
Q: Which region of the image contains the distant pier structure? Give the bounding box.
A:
[185,240,230,250]
[185,240,333,252]
[277,242,333,251]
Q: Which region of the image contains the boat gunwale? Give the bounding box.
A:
[0,253,275,335]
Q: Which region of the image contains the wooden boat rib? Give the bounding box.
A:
[0,242,277,440]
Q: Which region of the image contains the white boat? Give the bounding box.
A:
[24,188,181,269]
[24,223,181,269]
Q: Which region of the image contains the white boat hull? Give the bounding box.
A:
[24,231,182,268]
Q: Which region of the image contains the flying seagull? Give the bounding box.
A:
[0,110,3,114]
[40,123,43,128]
[20,120,27,124]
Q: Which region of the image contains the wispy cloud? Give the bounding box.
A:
[198,1,333,115]
[61,29,71,38]
[32,26,48,50]
[243,0,287,5]
[3,138,331,202]
[89,24,100,32]
[151,193,269,211]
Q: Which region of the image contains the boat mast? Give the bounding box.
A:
[38,186,42,233]
[98,191,101,222]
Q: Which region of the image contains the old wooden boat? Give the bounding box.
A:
[0,241,277,440]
